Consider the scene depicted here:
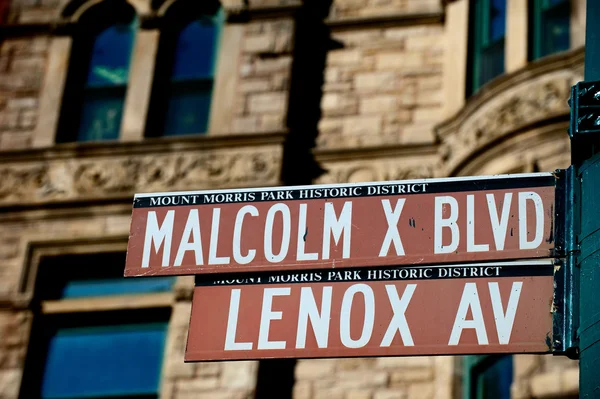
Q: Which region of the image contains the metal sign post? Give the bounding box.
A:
[569,0,600,395]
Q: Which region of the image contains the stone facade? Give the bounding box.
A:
[0,35,49,150]
[0,0,583,398]
[318,24,444,150]
[293,357,455,399]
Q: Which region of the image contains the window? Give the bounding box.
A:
[20,252,174,399]
[468,0,507,95]
[529,0,570,60]
[255,359,296,398]
[39,319,168,399]
[57,2,137,143]
[463,355,513,399]
[146,4,223,137]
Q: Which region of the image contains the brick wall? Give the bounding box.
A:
[232,18,294,134]
[0,0,58,150]
[0,311,30,398]
[512,355,579,399]
[317,24,444,150]
[328,0,441,20]
[162,302,258,399]
[293,356,454,399]
[0,36,49,150]
[5,0,60,24]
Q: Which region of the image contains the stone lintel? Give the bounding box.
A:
[4,131,287,162]
[226,2,302,22]
[0,132,286,209]
[314,143,438,164]
[325,12,443,32]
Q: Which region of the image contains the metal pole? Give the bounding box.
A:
[576,1,600,397]
[585,0,600,81]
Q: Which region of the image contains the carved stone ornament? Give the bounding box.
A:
[0,146,282,207]
[436,49,584,177]
[316,161,435,184]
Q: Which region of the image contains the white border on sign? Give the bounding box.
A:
[133,172,555,199]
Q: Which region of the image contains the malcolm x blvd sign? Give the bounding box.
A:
[185,261,554,361]
[124,173,557,276]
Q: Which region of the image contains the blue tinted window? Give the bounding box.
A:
[78,19,136,142]
[475,355,513,399]
[489,0,506,42]
[171,18,219,81]
[530,0,569,60]
[41,323,167,399]
[162,10,223,136]
[542,12,569,55]
[86,22,135,87]
[36,252,175,300]
[164,84,213,136]
[77,91,124,141]
[62,277,175,299]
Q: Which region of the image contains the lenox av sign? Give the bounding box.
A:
[185,261,554,361]
[124,173,557,276]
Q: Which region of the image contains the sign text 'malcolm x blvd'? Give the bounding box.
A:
[124,173,557,276]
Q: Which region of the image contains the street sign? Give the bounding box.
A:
[125,173,558,277]
[184,261,554,361]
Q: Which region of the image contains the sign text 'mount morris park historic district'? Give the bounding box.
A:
[125,173,558,276]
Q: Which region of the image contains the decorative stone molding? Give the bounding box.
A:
[0,133,284,208]
[436,48,584,177]
[325,12,443,31]
[314,143,438,183]
[457,123,570,177]
[225,0,302,22]
[327,0,442,24]
[316,160,436,184]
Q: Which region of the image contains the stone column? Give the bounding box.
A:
[208,24,244,135]
[120,28,160,142]
[32,36,71,148]
[442,0,469,118]
[506,0,528,73]
[571,0,587,49]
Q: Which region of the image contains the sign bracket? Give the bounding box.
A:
[552,167,580,358]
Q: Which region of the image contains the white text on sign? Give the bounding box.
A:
[141,191,545,268]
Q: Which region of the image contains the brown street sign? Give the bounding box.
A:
[184,261,554,361]
[125,173,557,277]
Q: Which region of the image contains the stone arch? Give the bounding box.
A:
[157,0,221,18]
[59,0,147,23]
[452,121,570,177]
[436,49,583,178]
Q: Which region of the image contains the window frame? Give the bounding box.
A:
[529,0,571,61]
[468,0,507,96]
[32,310,171,399]
[463,355,514,399]
[19,250,174,399]
[55,2,138,144]
[145,1,224,138]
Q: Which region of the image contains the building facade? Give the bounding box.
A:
[0,0,582,398]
